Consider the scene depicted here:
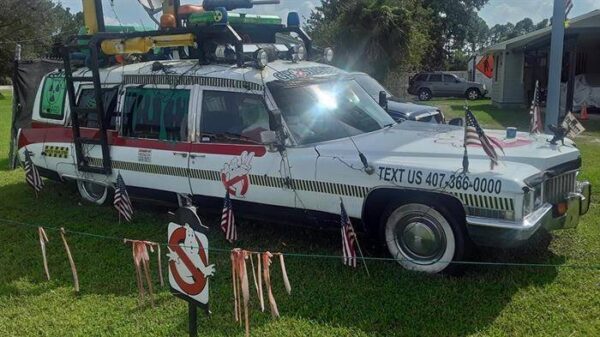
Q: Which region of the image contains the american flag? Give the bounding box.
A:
[340,200,357,268]
[565,0,573,18]
[221,192,237,242]
[114,173,133,222]
[530,81,543,134]
[465,109,504,169]
[24,148,43,193]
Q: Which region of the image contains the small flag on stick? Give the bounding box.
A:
[24,148,43,195]
[464,109,505,169]
[530,80,544,134]
[340,201,357,267]
[340,199,370,275]
[221,192,237,242]
[114,173,133,222]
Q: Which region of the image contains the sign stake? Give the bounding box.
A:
[188,302,198,337]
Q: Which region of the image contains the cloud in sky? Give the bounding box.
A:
[479,0,598,26]
[56,0,598,28]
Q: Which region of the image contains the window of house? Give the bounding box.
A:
[122,88,190,141]
[76,87,119,129]
[200,91,271,144]
[39,74,67,120]
[429,74,442,82]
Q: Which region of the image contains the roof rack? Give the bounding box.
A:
[69,0,312,69]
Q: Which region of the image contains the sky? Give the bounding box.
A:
[56,0,598,28]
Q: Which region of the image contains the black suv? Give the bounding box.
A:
[408,72,487,101]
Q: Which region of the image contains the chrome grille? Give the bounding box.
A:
[544,171,577,204]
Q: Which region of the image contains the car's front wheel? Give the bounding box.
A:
[418,88,432,101]
[382,202,469,274]
[466,88,481,100]
[77,180,110,205]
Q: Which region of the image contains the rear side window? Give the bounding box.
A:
[39,73,67,120]
[413,74,428,82]
[428,74,442,82]
[77,88,119,129]
[122,88,190,141]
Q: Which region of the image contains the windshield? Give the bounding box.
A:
[269,79,395,145]
[352,74,390,100]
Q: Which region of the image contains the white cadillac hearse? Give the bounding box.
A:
[17,6,591,273]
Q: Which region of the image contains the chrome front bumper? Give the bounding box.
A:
[466,181,591,248]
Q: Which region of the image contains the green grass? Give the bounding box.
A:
[0,92,599,336]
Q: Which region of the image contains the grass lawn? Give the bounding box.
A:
[0,92,599,337]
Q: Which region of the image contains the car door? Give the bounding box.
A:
[188,88,296,212]
[109,85,196,198]
[443,74,463,96]
[427,74,444,96]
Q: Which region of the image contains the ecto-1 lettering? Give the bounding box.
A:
[377,167,503,194]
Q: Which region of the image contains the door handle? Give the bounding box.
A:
[173,152,188,158]
[189,154,206,159]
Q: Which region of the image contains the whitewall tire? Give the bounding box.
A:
[77,180,109,205]
[384,203,465,274]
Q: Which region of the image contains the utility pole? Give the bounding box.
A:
[546,0,566,131]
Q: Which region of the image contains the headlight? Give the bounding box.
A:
[255,49,268,69]
[523,190,533,215]
[482,84,487,91]
[523,184,543,216]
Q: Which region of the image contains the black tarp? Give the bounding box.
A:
[8,58,63,169]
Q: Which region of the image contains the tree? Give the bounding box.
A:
[488,18,549,45]
[0,0,82,78]
[420,0,489,69]
[306,0,432,82]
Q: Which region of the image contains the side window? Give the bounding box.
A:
[443,74,456,83]
[429,74,442,82]
[40,74,67,120]
[76,88,119,129]
[200,91,271,144]
[122,88,190,141]
[414,74,428,82]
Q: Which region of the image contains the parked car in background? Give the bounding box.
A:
[408,72,487,101]
[351,72,445,124]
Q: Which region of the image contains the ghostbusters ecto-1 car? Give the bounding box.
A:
[17,2,591,273]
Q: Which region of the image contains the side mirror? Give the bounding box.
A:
[260,130,279,146]
[449,117,464,127]
[379,91,388,109]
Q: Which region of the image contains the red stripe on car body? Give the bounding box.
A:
[18,126,266,157]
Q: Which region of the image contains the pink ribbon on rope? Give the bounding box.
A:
[60,228,79,293]
[124,239,163,307]
[38,227,50,281]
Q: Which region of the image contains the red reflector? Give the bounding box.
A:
[555,202,568,216]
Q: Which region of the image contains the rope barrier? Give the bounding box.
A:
[1,217,599,270]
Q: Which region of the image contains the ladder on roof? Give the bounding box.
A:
[61,40,112,175]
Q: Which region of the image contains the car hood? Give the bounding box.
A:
[314,121,580,183]
[387,99,436,114]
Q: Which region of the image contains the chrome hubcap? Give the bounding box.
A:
[396,216,446,263]
[469,91,478,99]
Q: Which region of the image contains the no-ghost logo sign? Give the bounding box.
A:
[167,207,215,308]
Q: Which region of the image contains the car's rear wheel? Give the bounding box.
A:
[466,88,480,100]
[382,202,469,274]
[418,88,432,101]
[77,180,110,205]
